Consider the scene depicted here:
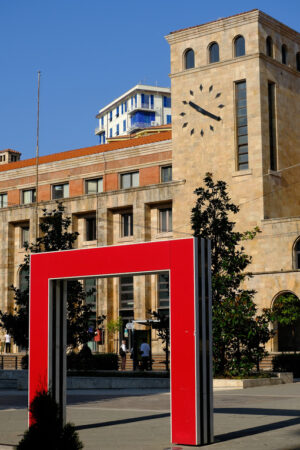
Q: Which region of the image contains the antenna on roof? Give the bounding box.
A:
[35,71,41,240]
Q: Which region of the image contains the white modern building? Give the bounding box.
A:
[95,84,171,144]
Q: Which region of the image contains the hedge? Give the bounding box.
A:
[272,353,300,377]
[67,352,119,371]
[22,352,119,371]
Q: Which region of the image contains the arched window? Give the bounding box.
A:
[296,52,300,72]
[234,35,245,57]
[184,49,195,69]
[294,239,300,269]
[281,44,287,64]
[266,36,273,57]
[209,42,219,63]
[19,266,29,292]
[272,292,300,351]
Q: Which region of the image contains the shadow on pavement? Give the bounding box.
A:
[215,407,300,417]
[75,412,170,431]
[215,407,300,443]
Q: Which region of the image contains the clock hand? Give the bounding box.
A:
[188,101,221,121]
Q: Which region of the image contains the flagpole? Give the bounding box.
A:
[35,71,41,240]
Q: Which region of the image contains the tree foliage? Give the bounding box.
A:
[191,173,273,376]
[149,310,170,371]
[271,293,300,351]
[17,390,83,449]
[0,202,100,350]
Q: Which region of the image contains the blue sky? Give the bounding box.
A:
[0,0,299,160]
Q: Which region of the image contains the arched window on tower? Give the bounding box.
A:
[296,52,300,72]
[234,35,245,57]
[208,42,219,63]
[272,292,300,351]
[184,49,195,69]
[281,44,288,64]
[266,36,273,57]
[294,238,300,269]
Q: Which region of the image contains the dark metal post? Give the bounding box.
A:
[49,280,67,424]
[195,238,213,445]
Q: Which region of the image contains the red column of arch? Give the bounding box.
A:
[29,238,199,445]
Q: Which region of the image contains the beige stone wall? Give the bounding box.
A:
[167,10,300,352]
[0,141,174,354]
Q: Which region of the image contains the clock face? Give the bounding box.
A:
[180,84,225,137]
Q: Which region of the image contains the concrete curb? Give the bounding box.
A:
[67,376,170,389]
[213,372,293,389]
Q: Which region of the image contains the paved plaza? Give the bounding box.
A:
[0,383,300,449]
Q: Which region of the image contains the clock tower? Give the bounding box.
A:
[166,10,300,343]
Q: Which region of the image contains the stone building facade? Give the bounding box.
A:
[0,9,299,354]
[0,131,175,353]
[166,9,300,351]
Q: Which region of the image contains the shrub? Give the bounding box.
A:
[67,350,119,371]
[17,390,83,449]
[272,353,300,377]
[21,354,28,369]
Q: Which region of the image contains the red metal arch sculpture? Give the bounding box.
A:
[29,237,213,446]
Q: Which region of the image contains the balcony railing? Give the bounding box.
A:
[95,126,105,135]
[127,102,156,114]
[128,121,160,133]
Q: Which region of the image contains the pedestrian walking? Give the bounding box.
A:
[120,339,127,370]
[5,333,11,353]
[140,340,150,371]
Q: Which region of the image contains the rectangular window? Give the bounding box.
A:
[99,132,106,144]
[161,166,172,183]
[22,189,36,204]
[85,216,96,241]
[268,82,277,171]
[150,95,154,108]
[21,226,29,248]
[120,171,139,189]
[123,120,126,132]
[85,178,103,194]
[124,101,127,112]
[116,124,119,136]
[166,114,171,124]
[120,276,134,311]
[121,103,124,114]
[135,94,137,107]
[121,212,133,237]
[164,96,171,108]
[52,183,69,200]
[159,207,172,233]
[141,93,150,108]
[0,193,8,208]
[101,117,104,127]
[131,97,133,107]
[158,273,169,309]
[109,111,112,121]
[85,277,96,324]
[116,106,119,117]
[235,81,248,170]
[109,128,112,138]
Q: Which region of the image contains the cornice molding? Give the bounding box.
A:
[0,140,172,184]
[166,10,299,45]
[169,53,260,78]
[166,10,260,44]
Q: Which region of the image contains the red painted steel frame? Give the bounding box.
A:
[29,238,198,445]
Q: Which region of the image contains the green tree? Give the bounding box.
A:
[17,390,83,449]
[191,173,273,376]
[150,310,170,371]
[271,293,300,351]
[0,202,98,350]
[107,317,123,352]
